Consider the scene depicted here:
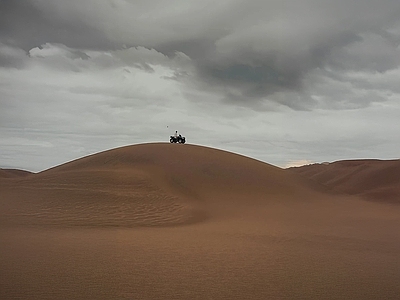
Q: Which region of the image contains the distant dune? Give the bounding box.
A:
[1,144,400,299]
[289,159,400,203]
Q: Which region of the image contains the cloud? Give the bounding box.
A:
[29,44,90,60]
[329,33,400,73]
[0,43,28,68]
[2,0,400,110]
[192,1,400,108]
[0,0,114,51]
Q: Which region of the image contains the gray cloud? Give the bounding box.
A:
[191,1,400,108]
[329,33,400,73]
[0,43,28,68]
[2,0,400,110]
[0,0,115,51]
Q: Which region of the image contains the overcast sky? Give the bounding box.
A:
[1,0,400,172]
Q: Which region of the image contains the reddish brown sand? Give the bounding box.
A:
[289,159,400,203]
[0,168,33,179]
[1,143,400,299]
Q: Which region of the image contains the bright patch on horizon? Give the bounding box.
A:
[285,160,313,168]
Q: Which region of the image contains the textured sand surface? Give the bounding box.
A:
[289,159,400,203]
[1,144,400,299]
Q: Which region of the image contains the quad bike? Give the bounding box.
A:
[170,135,186,144]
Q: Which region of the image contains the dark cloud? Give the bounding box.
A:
[0,43,28,68]
[157,38,217,60]
[328,33,400,73]
[0,0,115,51]
[1,0,400,109]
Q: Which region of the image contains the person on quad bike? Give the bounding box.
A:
[170,130,186,144]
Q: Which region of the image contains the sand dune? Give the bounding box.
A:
[1,144,400,299]
[0,168,32,179]
[289,159,400,203]
[1,143,317,228]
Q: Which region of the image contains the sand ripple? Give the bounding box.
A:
[1,170,205,227]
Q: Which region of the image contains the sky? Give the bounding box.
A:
[1,0,400,172]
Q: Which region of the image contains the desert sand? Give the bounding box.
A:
[1,143,400,299]
[289,159,400,203]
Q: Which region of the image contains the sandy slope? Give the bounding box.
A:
[1,144,400,299]
[0,168,32,178]
[289,159,400,203]
[1,143,316,228]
